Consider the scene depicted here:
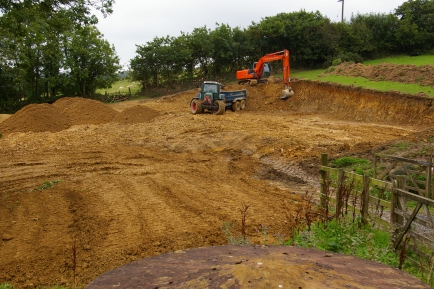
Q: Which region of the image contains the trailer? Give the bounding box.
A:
[190,81,247,115]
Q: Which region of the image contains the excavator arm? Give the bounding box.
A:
[236,50,294,99]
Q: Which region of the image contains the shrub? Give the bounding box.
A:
[288,218,398,267]
[332,58,342,66]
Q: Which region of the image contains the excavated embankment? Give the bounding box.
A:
[290,80,433,126]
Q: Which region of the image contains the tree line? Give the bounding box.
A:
[0,0,119,112]
[130,0,434,89]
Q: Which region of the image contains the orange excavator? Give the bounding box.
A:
[236,49,294,99]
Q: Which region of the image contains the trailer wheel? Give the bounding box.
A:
[232,101,241,111]
[213,100,225,115]
[240,99,246,110]
[191,99,202,114]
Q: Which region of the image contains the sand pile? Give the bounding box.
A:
[53,97,118,125]
[0,103,71,133]
[0,97,159,134]
[113,105,160,124]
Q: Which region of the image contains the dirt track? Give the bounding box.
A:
[0,80,430,288]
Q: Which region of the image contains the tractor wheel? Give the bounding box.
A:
[213,100,225,115]
[190,99,202,114]
[240,99,246,110]
[232,101,241,111]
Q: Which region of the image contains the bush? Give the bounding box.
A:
[332,58,342,66]
[338,52,363,63]
[332,156,370,168]
[288,218,398,267]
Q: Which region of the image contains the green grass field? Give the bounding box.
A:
[95,79,142,95]
[292,54,434,97]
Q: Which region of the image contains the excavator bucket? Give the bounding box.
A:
[280,88,294,100]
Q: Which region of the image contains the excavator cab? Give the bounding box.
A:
[253,62,270,78]
[236,50,294,99]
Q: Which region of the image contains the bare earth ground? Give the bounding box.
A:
[1,79,433,288]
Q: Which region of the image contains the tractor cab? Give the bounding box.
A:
[198,81,224,105]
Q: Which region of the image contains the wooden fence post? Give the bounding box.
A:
[427,158,432,199]
[336,169,344,220]
[320,153,328,208]
[362,175,370,225]
[374,154,377,179]
[390,180,397,225]
[396,175,406,226]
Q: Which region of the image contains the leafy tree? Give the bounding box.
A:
[395,0,434,53]
[249,11,337,68]
[190,26,214,77]
[210,23,235,74]
[63,25,120,96]
[0,0,114,16]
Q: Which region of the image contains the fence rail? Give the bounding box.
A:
[320,153,434,263]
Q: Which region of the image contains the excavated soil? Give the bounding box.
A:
[324,62,434,87]
[0,80,432,288]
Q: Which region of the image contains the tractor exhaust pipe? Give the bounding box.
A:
[280,87,294,99]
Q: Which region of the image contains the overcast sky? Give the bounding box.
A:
[95,0,406,67]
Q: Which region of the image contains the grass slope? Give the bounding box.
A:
[293,54,434,97]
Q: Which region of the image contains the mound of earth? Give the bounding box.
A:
[0,114,10,123]
[112,105,160,124]
[53,97,119,125]
[324,62,434,87]
[0,103,71,133]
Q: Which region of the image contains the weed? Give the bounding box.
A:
[221,221,249,244]
[255,224,270,244]
[239,202,249,241]
[332,58,342,66]
[289,217,398,267]
[0,284,13,289]
[327,67,335,73]
[35,180,61,191]
[416,76,425,83]
[1,195,20,212]
[0,133,2,139]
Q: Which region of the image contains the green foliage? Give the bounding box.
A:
[332,156,370,168]
[332,58,342,66]
[95,79,142,95]
[288,218,398,267]
[0,284,13,289]
[35,180,61,191]
[221,221,250,244]
[326,67,336,73]
[0,1,119,113]
[331,157,372,176]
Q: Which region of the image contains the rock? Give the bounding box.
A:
[1,234,14,241]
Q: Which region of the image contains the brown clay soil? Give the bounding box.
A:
[324,62,434,87]
[87,245,430,289]
[1,80,433,288]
